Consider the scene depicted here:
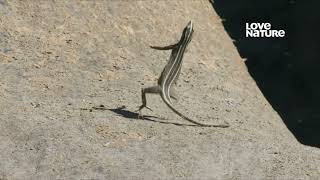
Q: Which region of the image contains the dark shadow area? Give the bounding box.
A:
[210,0,320,147]
[83,105,197,127]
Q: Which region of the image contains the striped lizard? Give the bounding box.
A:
[138,21,229,127]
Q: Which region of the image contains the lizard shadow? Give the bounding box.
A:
[107,105,198,127]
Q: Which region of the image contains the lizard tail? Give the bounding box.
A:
[162,100,229,128]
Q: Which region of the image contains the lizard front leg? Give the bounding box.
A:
[150,42,179,51]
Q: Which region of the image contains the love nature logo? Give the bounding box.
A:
[246,23,285,38]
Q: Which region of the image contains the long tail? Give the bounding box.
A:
[163,100,229,128]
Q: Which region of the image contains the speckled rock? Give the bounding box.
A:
[0,1,319,179]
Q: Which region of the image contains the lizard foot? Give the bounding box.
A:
[136,105,153,112]
[137,113,144,119]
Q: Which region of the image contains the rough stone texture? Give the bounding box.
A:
[0,0,319,179]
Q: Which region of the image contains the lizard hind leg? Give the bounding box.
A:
[137,86,160,118]
[169,87,179,101]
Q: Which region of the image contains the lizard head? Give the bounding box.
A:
[180,21,194,45]
[186,21,193,31]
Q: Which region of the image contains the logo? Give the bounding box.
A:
[246,23,285,38]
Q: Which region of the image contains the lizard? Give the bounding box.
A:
[138,21,229,128]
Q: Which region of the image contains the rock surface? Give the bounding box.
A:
[0,1,319,179]
[212,0,320,147]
